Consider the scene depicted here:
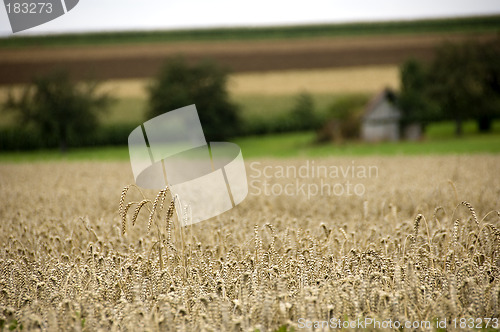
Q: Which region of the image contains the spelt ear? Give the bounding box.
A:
[148,188,168,234]
[165,198,175,227]
[121,202,135,235]
[461,201,479,228]
[132,199,150,227]
[119,185,131,219]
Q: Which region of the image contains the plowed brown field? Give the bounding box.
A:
[0,33,495,85]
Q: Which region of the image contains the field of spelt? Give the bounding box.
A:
[0,155,499,331]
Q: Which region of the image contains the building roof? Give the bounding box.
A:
[362,88,400,122]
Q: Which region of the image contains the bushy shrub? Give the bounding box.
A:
[2,70,113,152]
[287,92,320,131]
[0,123,136,151]
[239,92,322,136]
[316,94,369,143]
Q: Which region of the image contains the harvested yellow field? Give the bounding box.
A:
[0,155,499,330]
[228,65,399,95]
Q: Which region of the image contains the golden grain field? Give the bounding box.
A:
[227,66,399,96]
[0,155,499,331]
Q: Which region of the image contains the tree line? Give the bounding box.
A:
[398,37,500,135]
[3,37,500,152]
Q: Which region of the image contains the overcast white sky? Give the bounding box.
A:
[1,0,500,36]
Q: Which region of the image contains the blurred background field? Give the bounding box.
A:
[1,15,500,157]
[0,64,399,126]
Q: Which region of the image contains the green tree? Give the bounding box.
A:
[428,39,500,135]
[3,70,112,152]
[147,57,240,141]
[288,92,318,131]
[398,59,441,128]
[476,38,500,132]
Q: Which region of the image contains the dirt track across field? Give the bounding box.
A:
[0,33,495,85]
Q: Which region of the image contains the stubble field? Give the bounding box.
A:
[0,155,499,331]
